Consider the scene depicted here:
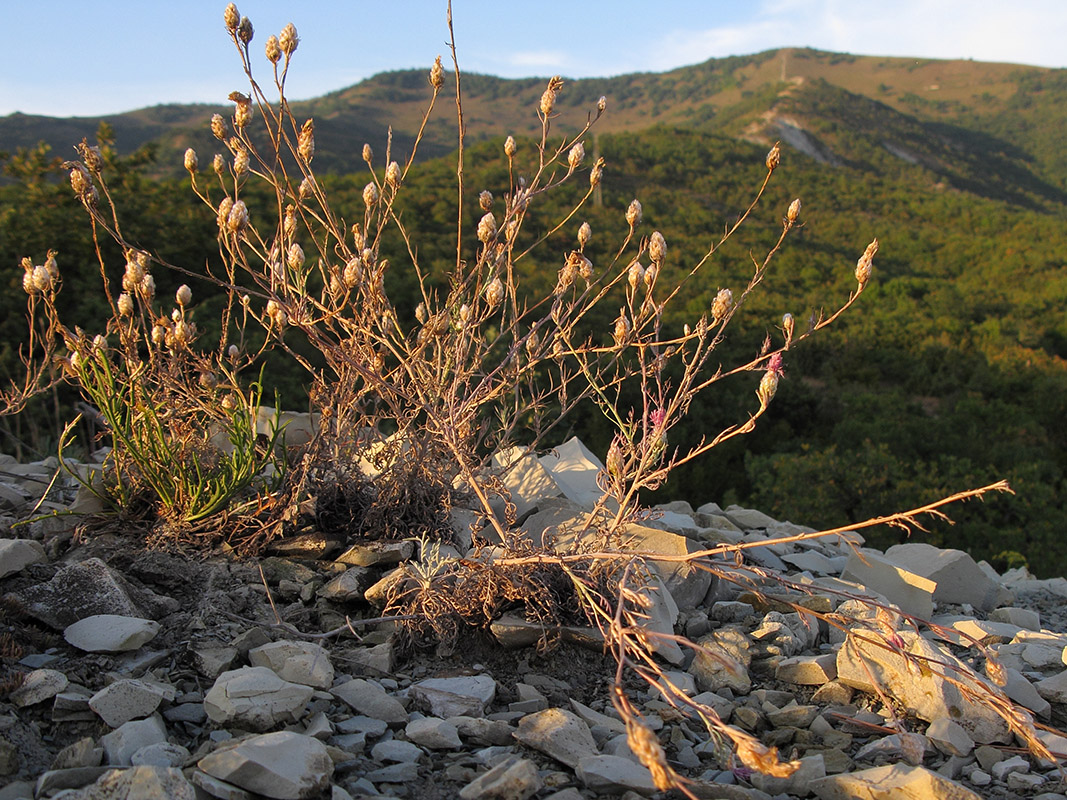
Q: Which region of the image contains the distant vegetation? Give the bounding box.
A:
[2,49,1065,574]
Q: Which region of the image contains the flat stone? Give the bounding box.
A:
[410,675,497,718]
[836,631,1010,744]
[989,607,1040,630]
[191,644,239,678]
[345,641,395,674]
[884,543,1004,611]
[363,762,420,783]
[766,703,819,728]
[406,717,463,749]
[775,654,837,685]
[335,540,415,568]
[619,524,714,611]
[751,753,825,797]
[198,731,334,800]
[722,505,780,530]
[932,616,1022,646]
[840,549,935,619]
[10,668,68,707]
[1003,668,1050,718]
[367,738,421,765]
[689,627,752,694]
[100,714,169,766]
[4,557,175,629]
[576,754,658,795]
[513,708,598,769]
[52,691,96,722]
[451,716,519,746]
[89,679,167,727]
[248,641,334,689]
[538,436,605,509]
[204,667,313,731]
[459,755,541,800]
[317,567,374,601]
[189,769,258,800]
[926,718,974,757]
[130,742,191,768]
[331,678,408,727]
[782,550,844,576]
[33,767,112,797]
[64,614,160,653]
[810,763,982,800]
[492,446,564,520]
[0,539,46,579]
[1035,668,1067,702]
[60,765,196,799]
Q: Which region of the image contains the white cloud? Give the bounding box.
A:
[503,50,571,72]
[647,0,1067,70]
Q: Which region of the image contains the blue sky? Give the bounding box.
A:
[4,0,1066,117]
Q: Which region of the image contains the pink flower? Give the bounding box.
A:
[649,408,667,428]
[766,353,784,376]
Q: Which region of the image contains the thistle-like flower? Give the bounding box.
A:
[237,15,254,45]
[224,3,240,33]
[484,277,505,308]
[613,309,630,347]
[757,353,784,407]
[597,95,607,114]
[711,288,733,323]
[504,136,517,158]
[31,265,52,293]
[429,55,444,89]
[212,153,225,175]
[606,438,625,483]
[385,161,401,188]
[265,35,281,63]
[477,212,497,244]
[287,242,305,271]
[540,75,563,117]
[648,230,666,264]
[140,274,155,298]
[283,204,297,238]
[343,256,362,287]
[298,119,315,164]
[765,142,781,171]
[362,182,380,207]
[782,312,795,347]
[479,190,493,211]
[787,197,801,225]
[626,199,643,229]
[362,144,373,165]
[567,142,585,170]
[233,146,249,176]
[217,197,234,231]
[183,148,198,174]
[176,285,192,306]
[627,262,645,292]
[279,22,299,56]
[227,200,249,233]
[211,114,226,140]
[589,158,604,188]
[299,176,315,200]
[577,221,591,249]
[855,238,879,288]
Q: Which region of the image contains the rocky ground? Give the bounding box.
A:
[2,441,1067,800]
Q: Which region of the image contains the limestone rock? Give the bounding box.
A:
[689,627,752,694]
[100,714,169,766]
[410,675,497,718]
[335,540,414,568]
[0,538,46,579]
[198,731,334,800]
[492,445,564,520]
[840,549,935,619]
[538,437,606,509]
[459,755,541,800]
[331,678,408,726]
[836,631,1011,744]
[89,679,167,727]
[884,543,1005,611]
[5,557,175,629]
[576,754,658,795]
[67,765,196,800]
[204,667,313,731]
[248,640,334,689]
[620,524,714,611]
[64,615,161,653]
[810,763,982,799]
[406,717,463,749]
[513,708,598,769]
[751,753,825,797]
[9,668,68,707]
[317,567,374,601]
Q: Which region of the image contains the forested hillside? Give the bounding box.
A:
[2,49,1065,573]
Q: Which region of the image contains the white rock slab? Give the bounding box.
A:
[100,714,169,766]
[576,754,658,795]
[884,542,1005,611]
[64,615,160,653]
[198,731,334,800]
[248,641,334,689]
[9,668,68,707]
[331,678,408,726]
[410,675,497,718]
[458,755,541,800]
[513,707,598,768]
[89,679,167,727]
[810,763,982,800]
[204,667,313,731]
[840,549,935,619]
[538,437,606,509]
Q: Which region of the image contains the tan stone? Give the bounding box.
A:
[811,763,982,800]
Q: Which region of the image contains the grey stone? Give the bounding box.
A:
[513,708,598,768]
[89,679,166,727]
[189,769,258,800]
[345,641,395,675]
[751,753,825,796]
[492,445,564,520]
[689,627,752,694]
[9,668,68,707]
[840,549,935,619]
[459,755,541,800]
[1003,667,1051,718]
[197,731,334,800]
[335,540,414,568]
[0,539,46,579]
[926,718,974,757]
[989,606,1040,630]
[192,644,239,678]
[61,766,196,799]
[619,524,714,611]
[4,557,175,629]
[370,739,423,763]
[406,717,463,749]
[63,615,160,653]
[576,754,658,795]
[317,567,374,601]
[775,654,837,685]
[331,678,408,726]
[130,742,191,768]
[722,505,780,530]
[884,542,1005,611]
[1035,668,1067,702]
[538,436,606,509]
[410,675,497,718]
[810,763,983,800]
[33,767,112,797]
[52,737,103,770]
[204,667,313,731]
[100,714,169,766]
[248,641,334,689]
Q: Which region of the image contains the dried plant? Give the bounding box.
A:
[2,2,1045,792]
